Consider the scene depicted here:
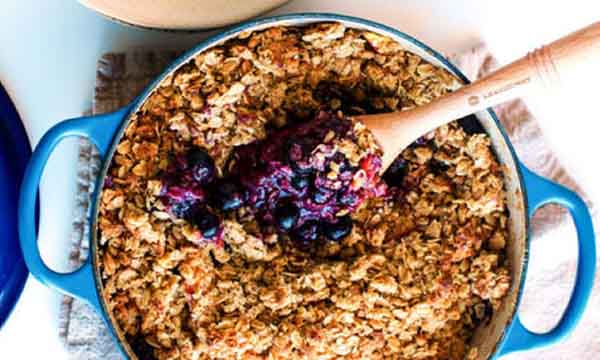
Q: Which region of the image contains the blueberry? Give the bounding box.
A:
[170,200,195,219]
[414,136,429,145]
[293,220,321,243]
[429,159,449,175]
[192,208,219,239]
[458,114,486,135]
[337,158,355,174]
[330,152,346,164]
[103,175,114,188]
[286,140,314,175]
[214,181,244,211]
[287,141,305,162]
[471,300,494,327]
[187,148,216,184]
[290,161,313,176]
[323,216,353,241]
[383,158,407,186]
[337,192,357,207]
[291,175,311,190]
[275,202,299,231]
[312,189,332,204]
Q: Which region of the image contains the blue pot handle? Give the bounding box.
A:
[18,107,129,311]
[497,163,596,357]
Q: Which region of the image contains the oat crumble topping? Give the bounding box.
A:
[98,23,511,360]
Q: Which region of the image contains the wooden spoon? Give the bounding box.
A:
[356,21,600,170]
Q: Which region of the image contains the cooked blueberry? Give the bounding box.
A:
[330,152,346,164]
[337,192,357,207]
[338,170,354,181]
[458,114,486,135]
[312,189,332,204]
[187,148,216,184]
[254,199,266,209]
[214,181,244,211]
[103,175,114,188]
[287,141,305,162]
[314,82,337,102]
[291,175,310,190]
[283,137,316,175]
[187,148,213,166]
[383,158,407,186]
[275,202,299,231]
[429,159,449,175]
[170,200,195,219]
[293,221,321,243]
[471,300,494,327]
[290,161,313,176]
[414,136,428,145]
[193,208,219,239]
[337,158,354,173]
[324,216,353,241]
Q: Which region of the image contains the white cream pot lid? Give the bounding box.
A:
[78,0,290,30]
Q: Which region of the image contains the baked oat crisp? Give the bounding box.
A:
[98,23,511,360]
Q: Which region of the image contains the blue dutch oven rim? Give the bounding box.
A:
[18,12,596,360]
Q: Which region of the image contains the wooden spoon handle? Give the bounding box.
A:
[363,21,600,169]
[468,20,600,107]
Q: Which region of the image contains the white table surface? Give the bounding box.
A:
[1,1,599,358]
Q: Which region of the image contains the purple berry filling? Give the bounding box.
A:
[159,111,386,247]
[159,148,219,244]
[227,111,386,244]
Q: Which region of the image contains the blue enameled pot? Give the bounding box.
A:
[18,13,596,359]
